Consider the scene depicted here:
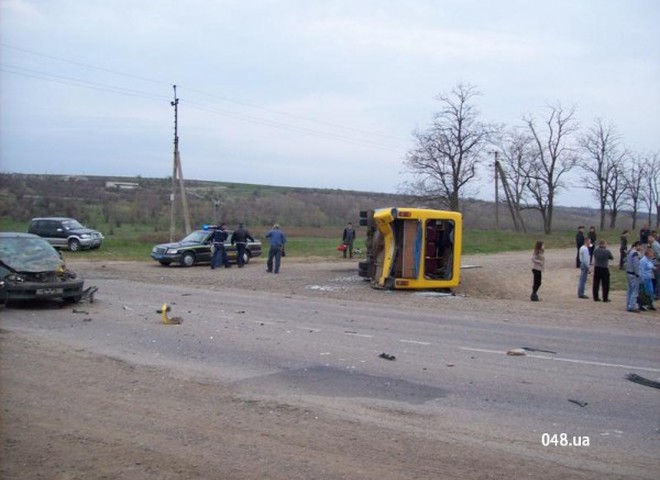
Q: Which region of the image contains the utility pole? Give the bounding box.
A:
[213,199,221,224]
[493,154,527,233]
[169,85,191,242]
[492,150,499,229]
[169,87,178,242]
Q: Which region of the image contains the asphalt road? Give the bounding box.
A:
[2,278,659,478]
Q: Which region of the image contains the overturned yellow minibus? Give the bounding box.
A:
[358,207,462,290]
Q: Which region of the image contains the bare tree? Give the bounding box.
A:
[523,102,580,234]
[579,119,626,230]
[644,153,660,228]
[622,154,646,231]
[493,127,537,230]
[404,83,490,211]
[649,153,660,228]
[604,156,627,229]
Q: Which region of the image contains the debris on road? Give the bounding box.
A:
[568,399,588,407]
[506,348,527,356]
[521,346,557,354]
[626,373,660,390]
[411,291,456,297]
[80,286,98,303]
[157,303,182,325]
[379,353,396,361]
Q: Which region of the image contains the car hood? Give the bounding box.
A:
[0,238,65,273]
[154,240,202,249]
[68,228,100,235]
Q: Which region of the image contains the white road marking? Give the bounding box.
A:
[400,339,431,346]
[345,332,374,338]
[458,347,660,373]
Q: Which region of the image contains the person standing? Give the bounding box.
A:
[626,241,643,312]
[639,247,657,311]
[640,224,650,245]
[530,241,544,302]
[577,237,591,299]
[342,222,357,259]
[648,234,660,298]
[575,225,585,269]
[587,226,597,265]
[619,230,629,270]
[592,240,613,302]
[231,223,254,268]
[210,223,230,269]
[265,223,287,274]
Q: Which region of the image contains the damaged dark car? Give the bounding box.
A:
[0,232,85,306]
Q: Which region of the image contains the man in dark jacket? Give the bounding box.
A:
[265,224,287,274]
[592,240,614,302]
[231,223,255,268]
[587,226,597,265]
[210,223,230,269]
[640,225,650,245]
[619,230,629,270]
[342,222,357,259]
[575,225,585,269]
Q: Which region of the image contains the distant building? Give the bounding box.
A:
[63,175,89,182]
[105,181,140,190]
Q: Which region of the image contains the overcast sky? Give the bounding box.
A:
[1,0,658,207]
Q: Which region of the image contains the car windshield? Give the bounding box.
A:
[62,220,85,230]
[0,237,64,272]
[180,231,211,243]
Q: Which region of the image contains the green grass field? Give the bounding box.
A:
[0,218,625,259]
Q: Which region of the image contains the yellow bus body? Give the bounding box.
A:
[361,207,462,290]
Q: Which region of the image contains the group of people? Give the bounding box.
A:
[532,224,660,313]
[576,234,614,302]
[208,223,254,270]
[575,224,660,312]
[574,225,599,267]
[207,220,361,274]
[532,230,616,304]
[208,223,287,274]
[624,225,660,313]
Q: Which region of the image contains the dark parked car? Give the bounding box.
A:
[28,217,104,251]
[0,232,85,304]
[151,229,262,267]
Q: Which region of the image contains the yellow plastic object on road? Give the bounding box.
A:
[158,303,182,325]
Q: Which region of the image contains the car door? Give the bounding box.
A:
[35,220,63,248]
[48,220,68,248]
[224,232,238,262]
[197,231,214,263]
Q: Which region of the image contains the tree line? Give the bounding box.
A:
[0,174,406,234]
[404,83,659,234]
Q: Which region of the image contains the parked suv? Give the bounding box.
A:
[28,217,104,251]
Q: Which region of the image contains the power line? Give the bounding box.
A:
[1,42,410,152]
[0,63,169,102]
[183,86,410,144]
[183,100,406,152]
[0,42,168,86]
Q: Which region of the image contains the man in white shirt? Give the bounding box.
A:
[578,237,591,299]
